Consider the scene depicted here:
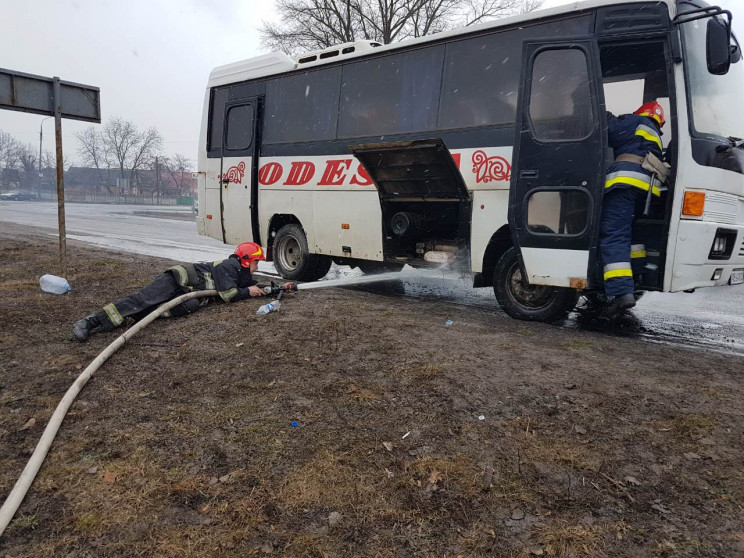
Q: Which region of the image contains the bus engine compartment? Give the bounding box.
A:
[350,139,471,267]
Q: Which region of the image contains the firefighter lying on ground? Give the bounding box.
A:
[599,101,668,317]
[73,242,270,341]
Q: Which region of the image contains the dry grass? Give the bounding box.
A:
[2,230,744,557]
[535,520,607,557]
[653,413,717,440]
[0,279,37,292]
[276,450,379,511]
[504,417,603,471]
[391,362,444,378]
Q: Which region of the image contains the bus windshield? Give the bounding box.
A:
[683,19,744,139]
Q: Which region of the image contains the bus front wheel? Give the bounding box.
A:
[493,247,578,322]
[273,224,331,282]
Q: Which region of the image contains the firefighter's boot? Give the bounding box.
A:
[73,315,102,342]
[602,293,636,318]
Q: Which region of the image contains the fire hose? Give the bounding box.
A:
[0,289,220,538]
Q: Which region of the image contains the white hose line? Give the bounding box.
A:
[0,289,218,538]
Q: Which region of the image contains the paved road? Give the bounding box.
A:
[2,200,743,355]
[0,200,230,262]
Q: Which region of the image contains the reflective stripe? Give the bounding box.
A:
[170,265,188,287]
[605,170,661,197]
[604,261,633,280]
[604,268,633,280]
[630,244,646,259]
[635,124,662,149]
[103,303,124,326]
[204,272,215,290]
[605,262,632,272]
[219,287,238,302]
[213,260,223,267]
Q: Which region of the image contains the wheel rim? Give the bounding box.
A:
[276,234,303,272]
[505,260,558,310]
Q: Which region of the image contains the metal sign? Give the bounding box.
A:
[0,68,100,122]
[0,68,101,275]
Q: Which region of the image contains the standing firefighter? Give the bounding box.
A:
[599,101,667,316]
[73,242,268,341]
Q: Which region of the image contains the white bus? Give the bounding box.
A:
[197,0,744,321]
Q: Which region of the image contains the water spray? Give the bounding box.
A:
[296,270,419,290]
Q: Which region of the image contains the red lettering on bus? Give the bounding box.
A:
[350,163,373,186]
[318,159,352,186]
[284,161,316,186]
[258,162,283,185]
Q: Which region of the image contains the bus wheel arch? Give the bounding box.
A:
[270,219,331,282]
[479,226,514,288]
[493,246,578,322]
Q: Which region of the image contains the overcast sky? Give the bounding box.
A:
[1,0,741,168]
[0,0,278,167]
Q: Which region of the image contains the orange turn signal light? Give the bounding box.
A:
[341,223,350,229]
[682,191,705,217]
[206,214,213,220]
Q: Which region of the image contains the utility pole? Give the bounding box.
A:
[38,116,52,198]
[155,156,160,205]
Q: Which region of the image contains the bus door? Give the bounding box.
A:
[220,97,263,245]
[509,39,607,289]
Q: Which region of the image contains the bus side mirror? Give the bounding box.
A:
[706,17,731,75]
[730,43,742,64]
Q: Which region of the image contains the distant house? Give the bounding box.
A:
[64,167,196,196]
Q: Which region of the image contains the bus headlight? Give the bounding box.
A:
[708,228,737,260]
[712,237,726,253]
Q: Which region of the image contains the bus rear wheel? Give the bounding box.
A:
[493,247,578,321]
[273,224,331,282]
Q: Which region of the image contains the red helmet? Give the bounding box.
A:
[234,242,266,268]
[634,101,665,128]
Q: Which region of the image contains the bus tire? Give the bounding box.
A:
[273,224,330,282]
[493,247,578,321]
[357,261,404,274]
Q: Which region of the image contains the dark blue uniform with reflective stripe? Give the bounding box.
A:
[92,255,257,331]
[600,114,663,296]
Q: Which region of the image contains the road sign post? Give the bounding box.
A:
[0,68,100,274]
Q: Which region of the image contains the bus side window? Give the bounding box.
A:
[338,47,444,138]
[527,190,590,235]
[528,48,594,141]
[225,104,254,151]
[603,79,644,117]
[263,68,341,144]
[208,87,228,157]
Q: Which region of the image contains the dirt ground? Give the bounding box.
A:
[0,223,742,558]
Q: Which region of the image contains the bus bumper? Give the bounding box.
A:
[670,221,744,291]
[196,216,207,237]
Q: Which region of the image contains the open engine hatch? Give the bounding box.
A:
[349,139,469,201]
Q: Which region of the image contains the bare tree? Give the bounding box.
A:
[15,143,39,190]
[75,126,112,191]
[41,149,72,172]
[73,117,163,193]
[161,154,194,196]
[0,131,20,190]
[261,0,543,54]
[101,117,163,188]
